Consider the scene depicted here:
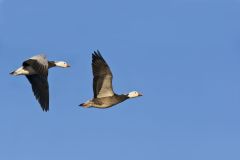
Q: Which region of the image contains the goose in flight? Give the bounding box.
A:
[10,54,70,111]
[80,50,142,108]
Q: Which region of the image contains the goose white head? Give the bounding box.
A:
[127,91,143,98]
[54,61,70,68]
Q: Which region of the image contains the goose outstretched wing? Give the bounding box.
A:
[23,55,49,111]
[26,75,49,111]
[92,51,114,98]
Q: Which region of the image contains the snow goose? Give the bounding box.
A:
[10,54,70,111]
[80,50,142,108]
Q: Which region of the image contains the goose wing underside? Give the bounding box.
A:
[92,51,114,98]
[23,54,48,75]
[26,75,49,111]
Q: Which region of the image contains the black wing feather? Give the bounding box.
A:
[26,75,49,111]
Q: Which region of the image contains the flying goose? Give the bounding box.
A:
[10,54,70,111]
[80,50,142,108]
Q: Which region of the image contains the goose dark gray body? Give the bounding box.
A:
[10,54,70,112]
[85,94,129,108]
[80,51,142,108]
[22,55,49,111]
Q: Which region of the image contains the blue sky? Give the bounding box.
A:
[1,0,240,159]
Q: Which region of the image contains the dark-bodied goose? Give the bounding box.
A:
[10,54,70,111]
[80,50,142,108]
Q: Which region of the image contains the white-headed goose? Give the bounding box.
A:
[80,50,142,108]
[10,54,70,111]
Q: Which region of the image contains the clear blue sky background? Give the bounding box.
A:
[0,0,240,159]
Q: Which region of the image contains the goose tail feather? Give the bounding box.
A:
[79,101,91,108]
